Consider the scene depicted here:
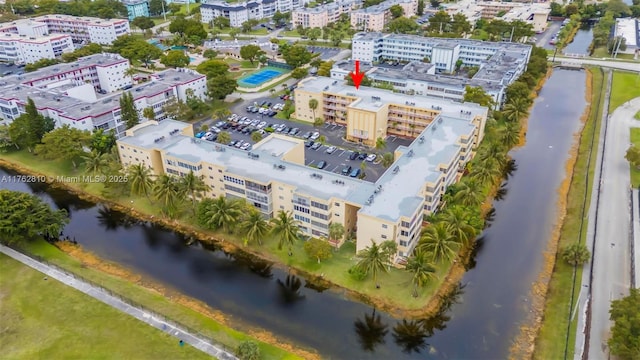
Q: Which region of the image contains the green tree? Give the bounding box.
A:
[328,222,345,244]
[240,44,264,65]
[417,0,425,15]
[375,137,387,153]
[356,240,388,287]
[463,86,495,109]
[405,250,437,297]
[206,75,237,99]
[127,164,155,202]
[470,158,502,185]
[0,190,69,245]
[217,131,231,144]
[606,0,632,17]
[502,97,530,122]
[34,125,91,168]
[308,98,318,119]
[380,240,398,270]
[270,210,301,255]
[196,59,229,77]
[205,196,244,233]
[499,121,521,148]
[203,49,218,59]
[451,13,472,35]
[291,67,308,80]
[7,98,54,152]
[381,152,394,168]
[441,205,480,245]
[213,16,230,29]
[149,0,166,16]
[561,243,591,266]
[505,81,532,103]
[160,50,190,68]
[281,45,313,68]
[179,170,209,215]
[308,27,322,44]
[304,238,333,263]
[418,223,458,262]
[452,179,484,207]
[131,16,155,32]
[314,118,324,127]
[626,145,640,169]
[0,125,13,153]
[330,31,345,47]
[153,174,182,217]
[608,289,640,359]
[237,340,261,360]
[82,150,109,175]
[142,107,155,121]
[240,208,270,246]
[426,11,450,33]
[120,92,140,129]
[387,17,419,34]
[24,58,60,72]
[251,131,263,143]
[389,4,404,18]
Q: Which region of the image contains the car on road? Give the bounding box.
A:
[341,165,352,175]
[349,152,359,160]
[349,168,361,178]
[365,154,377,162]
[229,140,238,146]
[311,142,322,150]
[317,160,327,169]
[310,132,320,140]
[325,146,337,154]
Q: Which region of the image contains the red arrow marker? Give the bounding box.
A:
[350,60,364,89]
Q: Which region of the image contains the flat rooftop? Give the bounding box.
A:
[0,32,71,42]
[615,18,639,48]
[361,115,476,221]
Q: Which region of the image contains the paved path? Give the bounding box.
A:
[574,87,640,359]
[0,244,237,360]
[550,56,640,72]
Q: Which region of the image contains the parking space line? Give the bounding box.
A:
[307,160,315,166]
[331,165,340,172]
[337,150,346,157]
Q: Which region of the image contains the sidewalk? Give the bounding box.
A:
[0,244,237,360]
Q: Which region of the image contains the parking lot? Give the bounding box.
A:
[0,62,25,77]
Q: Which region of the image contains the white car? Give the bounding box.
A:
[243,119,252,125]
[235,141,244,148]
[251,119,260,127]
[325,146,337,154]
[240,142,251,150]
[365,154,377,162]
[310,131,320,140]
[257,121,267,129]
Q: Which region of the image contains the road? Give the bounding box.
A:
[551,56,640,72]
[574,72,640,360]
[536,21,562,49]
[0,244,237,360]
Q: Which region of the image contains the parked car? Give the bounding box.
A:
[317,160,327,169]
[235,141,244,148]
[305,140,314,147]
[251,119,260,126]
[257,121,267,129]
[229,140,238,146]
[365,154,377,162]
[310,131,320,140]
[341,165,352,175]
[195,132,205,138]
[358,153,367,161]
[268,111,277,117]
[349,151,360,160]
[251,107,259,113]
[325,146,337,154]
[311,142,322,150]
[209,127,221,133]
[289,128,299,136]
[302,131,312,139]
[349,168,361,178]
[240,142,251,150]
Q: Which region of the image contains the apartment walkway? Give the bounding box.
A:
[0,244,237,360]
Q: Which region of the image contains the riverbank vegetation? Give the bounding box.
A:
[0,255,211,360]
[609,71,640,112]
[607,289,640,359]
[533,67,604,360]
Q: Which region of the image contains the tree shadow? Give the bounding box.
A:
[354,308,389,352]
[97,205,137,231]
[392,319,430,354]
[276,274,305,304]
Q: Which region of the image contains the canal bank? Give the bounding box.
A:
[0,68,591,359]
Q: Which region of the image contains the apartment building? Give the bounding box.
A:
[0,15,130,46]
[117,105,481,257]
[443,0,550,33]
[0,33,74,64]
[124,0,151,21]
[201,0,308,27]
[292,0,362,29]
[350,0,417,32]
[0,54,207,137]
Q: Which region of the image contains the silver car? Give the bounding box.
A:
[325,146,337,154]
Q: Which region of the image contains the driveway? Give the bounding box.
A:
[537,21,563,50]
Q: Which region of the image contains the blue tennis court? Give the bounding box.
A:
[238,67,288,88]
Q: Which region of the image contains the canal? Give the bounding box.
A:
[563,25,594,56]
[0,69,589,359]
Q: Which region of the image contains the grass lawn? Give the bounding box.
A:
[630,128,640,188]
[635,111,640,120]
[534,67,604,359]
[590,46,636,60]
[0,254,209,360]
[215,28,269,36]
[609,71,640,112]
[280,30,302,37]
[223,58,258,69]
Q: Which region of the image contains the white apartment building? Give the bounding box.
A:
[0,33,74,64]
[0,54,207,137]
[292,0,362,29]
[350,0,417,31]
[201,0,309,27]
[0,15,131,46]
[443,0,551,34]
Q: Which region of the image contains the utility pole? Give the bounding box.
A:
[161,0,167,21]
[509,26,515,42]
[186,0,190,15]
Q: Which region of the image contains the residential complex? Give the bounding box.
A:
[116,96,484,257]
[443,0,551,33]
[124,0,151,21]
[0,15,131,47]
[0,54,207,137]
[293,76,488,149]
[201,0,309,27]
[350,0,417,31]
[614,18,640,55]
[0,33,74,64]
[292,0,361,29]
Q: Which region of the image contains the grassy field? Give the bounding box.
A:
[590,46,636,60]
[609,71,640,112]
[533,67,605,359]
[630,128,640,188]
[0,254,209,360]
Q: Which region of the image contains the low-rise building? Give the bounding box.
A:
[0,33,74,64]
[292,0,361,29]
[0,54,206,137]
[124,0,151,21]
[0,15,130,46]
[116,101,483,257]
[350,0,417,31]
[614,18,640,55]
[443,0,550,34]
[201,0,309,27]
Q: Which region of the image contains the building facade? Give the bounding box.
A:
[292,0,361,29]
[443,0,550,34]
[0,15,130,46]
[117,103,484,258]
[201,0,309,27]
[350,0,417,31]
[124,0,151,21]
[0,54,206,138]
[0,33,74,64]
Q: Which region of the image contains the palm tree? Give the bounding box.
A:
[356,240,388,288]
[153,174,181,216]
[499,121,521,147]
[82,150,109,175]
[562,243,591,266]
[354,308,389,352]
[470,159,502,186]
[127,164,155,203]
[405,250,437,297]
[214,108,231,121]
[217,131,231,144]
[381,152,394,168]
[309,99,318,119]
[179,171,209,215]
[269,88,276,97]
[328,222,345,244]
[205,196,243,233]
[441,205,479,245]
[452,179,484,207]
[359,161,367,179]
[375,137,387,153]
[478,142,506,166]
[270,210,301,255]
[502,97,530,122]
[124,67,137,78]
[240,208,270,245]
[418,223,458,263]
[251,131,263,142]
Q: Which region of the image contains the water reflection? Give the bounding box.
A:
[276,274,305,304]
[247,260,274,279]
[354,308,389,352]
[392,320,430,354]
[465,236,486,270]
[503,159,517,178]
[97,205,137,231]
[494,183,509,201]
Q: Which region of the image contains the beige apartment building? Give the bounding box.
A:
[292,0,361,28]
[350,0,416,31]
[117,98,485,259]
[293,77,488,148]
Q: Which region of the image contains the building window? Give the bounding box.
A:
[382,224,387,229]
[334,202,340,206]
[381,235,387,239]
[400,240,407,246]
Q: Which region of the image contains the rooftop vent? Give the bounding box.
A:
[407,149,414,157]
[332,179,345,185]
[169,129,180,135]
[438,117,443,124]
[273,164,286,170]
[418,136,425,143]
[214,145,225,152]
[81,106,91,111]
[371,96,380,101]
[392,165,399,174]
[153,136,166,143]
[323,86,329,91]
[332,81,337,85]
[374,185,382,193]
[310,173,323,179]
[248,152,260,159]
[102,98,111,104]
[173,77,180,81]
